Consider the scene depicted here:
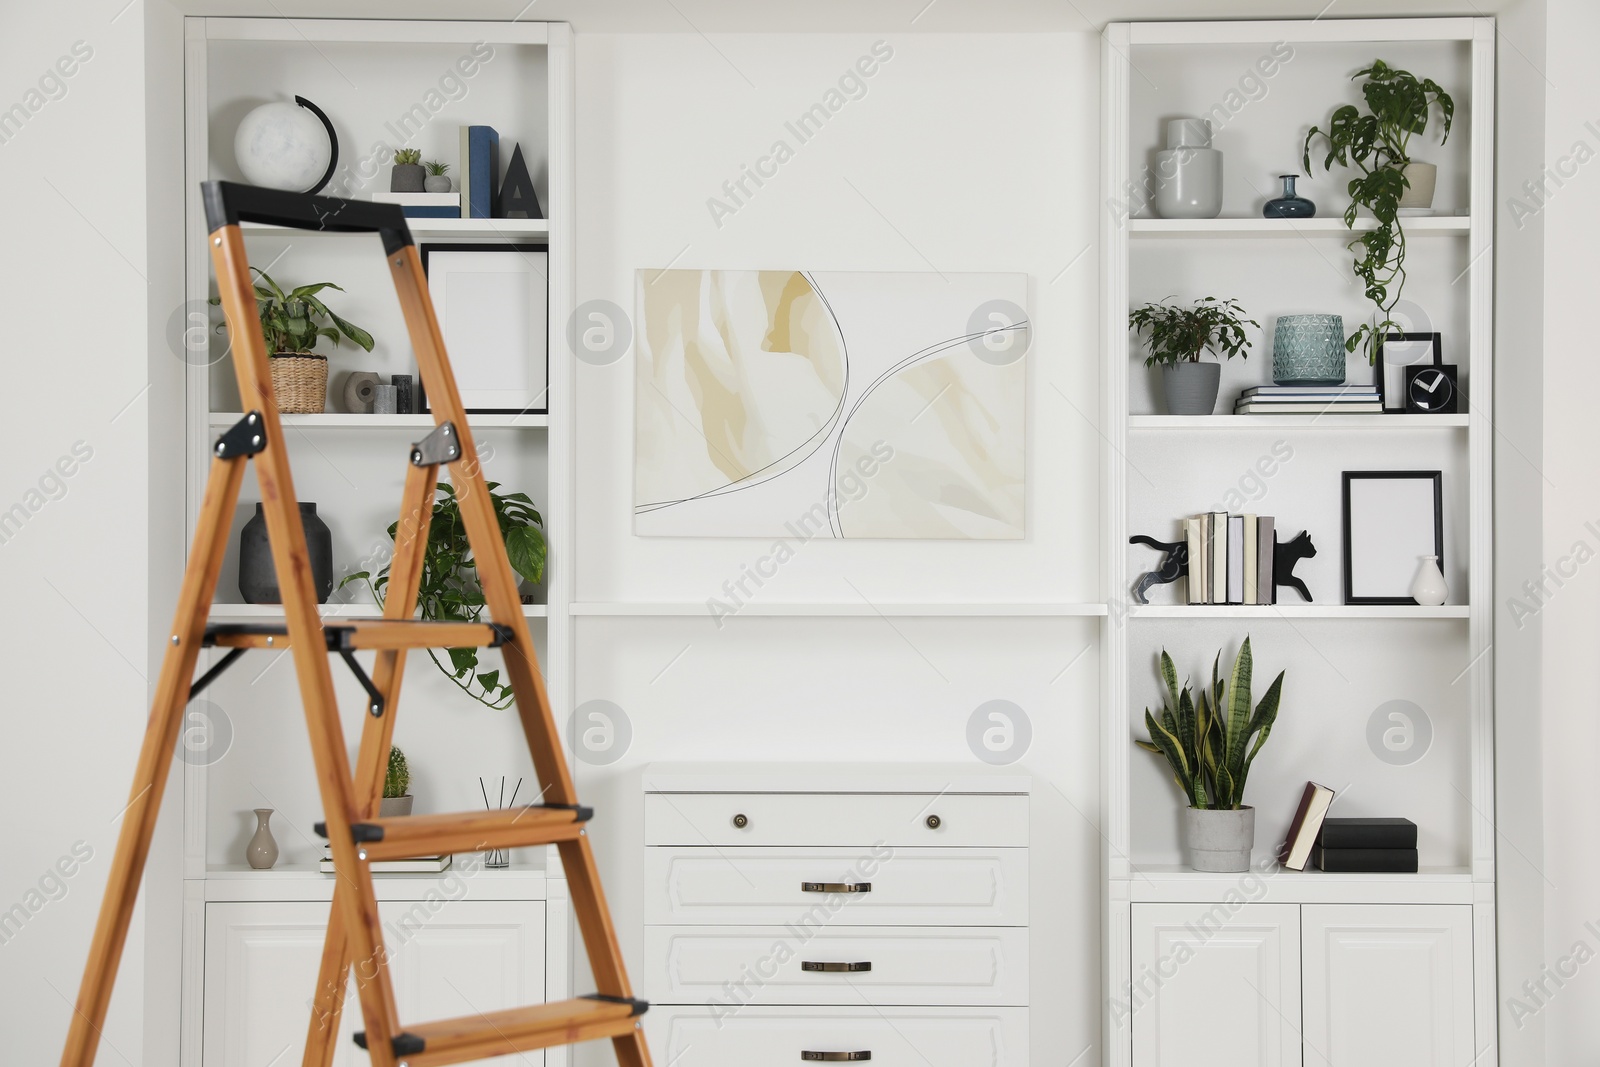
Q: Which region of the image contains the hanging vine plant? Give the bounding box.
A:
[342,481,545,709]
[1302,60,1454,363]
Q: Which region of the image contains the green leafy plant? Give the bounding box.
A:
[384,746,410,799]
[1128,297,1258,368]
[394,148,422,166]
[424,160,450,176]
[216,268,375,358]
[342,482,546,709]
[1303,60,1455,363]
[1136,638,1285,810]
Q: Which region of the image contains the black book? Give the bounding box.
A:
[1312,845,1418,873]
[1317,817,1417,849]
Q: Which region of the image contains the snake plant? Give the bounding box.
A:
[1136,638,1284,810]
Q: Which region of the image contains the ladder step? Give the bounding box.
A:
[314,803,592,862]
[203,619,514,652]
[354,994,648,1065]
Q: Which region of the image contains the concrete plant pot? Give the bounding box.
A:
[390,163,426,192]
[1397,161,1438,214]
[1162,361,1222,415]
[379,795,414,817]
[1183,806,1256,872]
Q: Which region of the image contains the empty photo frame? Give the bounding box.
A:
[419,243,549,415]
[1342,471,1444,605]
[1378,332,1441,413]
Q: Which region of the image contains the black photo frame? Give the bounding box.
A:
[418,242,550,416]
[1342,471,1444,605]
[1377,332,1441,413]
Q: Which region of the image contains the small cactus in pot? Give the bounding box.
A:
[380,746,413,816]
[423,160,453,193]
[391,147,425,192]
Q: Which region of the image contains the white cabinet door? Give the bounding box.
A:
[203,899,544,1067]
[1131,903,1300,1067]
[1301,904,1474,1067]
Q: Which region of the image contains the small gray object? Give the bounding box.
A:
[373,384,398,415]
[342,371,381,413]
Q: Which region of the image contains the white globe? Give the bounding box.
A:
[234,101,331,191]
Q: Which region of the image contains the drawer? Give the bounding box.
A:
[644,925,1027,1006]
[644,792,1027,848]
[645,846,1028,926]
[645,1005,1028,1066]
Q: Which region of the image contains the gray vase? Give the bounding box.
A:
[238,502,333,604]
[1162,361,1222,415]
[1183,806,1255,872]
[391,163,425,192]
[379,794,413,817]
[247,808,279,870]
[1154,118,1223,220]
[1273,315,1346,384]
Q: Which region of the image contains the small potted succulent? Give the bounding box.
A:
[380,746,413,817]
[423,160,452,193]
[1129,297,1257,415]
[1137,639,1284,872]
[391,147,425,192]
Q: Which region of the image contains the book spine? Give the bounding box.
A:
[1259,516,1275,605]
[1228,515,1245,604]
[1211,512,1227,604]
[1185,518,1202,605]
[1198,514,1212,604]
[466,126,500,218]
[458,125,472,219]
[1242,514,1258,604]
[1312,846,1419,873]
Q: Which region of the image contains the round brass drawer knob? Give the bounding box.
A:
[732,813,749,829]
[925,814,942,830]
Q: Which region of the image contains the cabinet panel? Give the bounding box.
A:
[644,792,1028,848]
[1131,902,1300,1067]
[203,899,544,1066]
[644,925,1028,1006]
[1301,904,1474,1067]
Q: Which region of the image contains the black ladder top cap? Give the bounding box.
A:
[202,180,414,255]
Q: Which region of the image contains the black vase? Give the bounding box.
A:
[238,502,333,604]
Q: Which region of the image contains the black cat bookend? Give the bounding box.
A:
[1129,529,1316,603]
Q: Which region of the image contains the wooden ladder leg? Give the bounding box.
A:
[303,461,439,1067]
[60,452,247,1067]
[387,240,654,1067]
[210,222,404,1067]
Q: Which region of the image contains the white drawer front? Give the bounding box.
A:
[645,1005,1028,1067]
[644,925,1028,1006]
[645,846,1028,926]
[644,792,1027,848]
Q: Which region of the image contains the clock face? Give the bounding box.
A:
[1408,367,1454,410]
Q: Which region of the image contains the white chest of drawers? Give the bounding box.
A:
[641,764,1030,1067]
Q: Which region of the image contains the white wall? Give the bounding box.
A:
[0,0,170,1062]
[572,30,1103,1065]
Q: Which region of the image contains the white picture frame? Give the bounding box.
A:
[420,243,549,414]
[1342,470,1444,604]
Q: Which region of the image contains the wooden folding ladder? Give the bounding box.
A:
[60,181,652,1067]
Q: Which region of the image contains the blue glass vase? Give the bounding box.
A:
[1263,174,1316,219]
[1272,315,1345,384]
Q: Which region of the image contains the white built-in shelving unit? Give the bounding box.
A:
[179,17,574,1067]
[1103,17,1495,1066]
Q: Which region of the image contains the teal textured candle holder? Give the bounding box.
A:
[1272,315,1345,384]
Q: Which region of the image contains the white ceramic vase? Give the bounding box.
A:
[1154,118,1223,220]
[1411,555,1448,606]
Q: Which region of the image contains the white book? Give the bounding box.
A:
[1228,515,1245,604]
[1185,518,1203,605]
[1210,512,1227,605]
[1242,514,1258,604]
[369,192,460,207]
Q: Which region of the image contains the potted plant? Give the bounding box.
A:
[1302,60,1455,363]
[391,147,425,192]
[215,269,375,414]
[423,160,452,193]
[1128,297,1257,415]
[380,746,412,816]
[1137,639,1285,872]
[342,482,546,708]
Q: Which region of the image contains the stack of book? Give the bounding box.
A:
[370,191,461,219]
[1182,513,1276,605]
[1279,783,1419,872]
[1235,385,1381,414]
[321,846,452,875]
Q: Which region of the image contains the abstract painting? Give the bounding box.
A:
[634,269,1028,539]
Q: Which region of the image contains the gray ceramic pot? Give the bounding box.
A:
[1162,361,1222,415]
[1183,806,1256,872]
[391,163,425,192]
[379,795,414,817]
[423,174,452,193]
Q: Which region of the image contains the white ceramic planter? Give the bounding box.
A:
[1398,161,1438,213]
[1183,805,1255,872]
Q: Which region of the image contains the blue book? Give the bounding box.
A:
[458,125,500,218]
[402,206,462,218]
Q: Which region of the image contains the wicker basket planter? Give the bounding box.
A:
[270,353,328,414]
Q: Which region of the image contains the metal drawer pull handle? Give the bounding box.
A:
[801,960,872,973]
[800,881,872,894]
[801,1052,871,1062]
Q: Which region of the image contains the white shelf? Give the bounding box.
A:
[240,217,549,240]
[1128,604,1468,619]
[1128,216,1471,239]
[1130,414,1468,430]
[208,603,548,621]
[200,862,551,903]
[1126,864,1475,905]
[571,602,1109,618]
[208,412,547,429]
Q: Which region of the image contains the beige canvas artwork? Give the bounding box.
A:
[634,269,1028,539]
